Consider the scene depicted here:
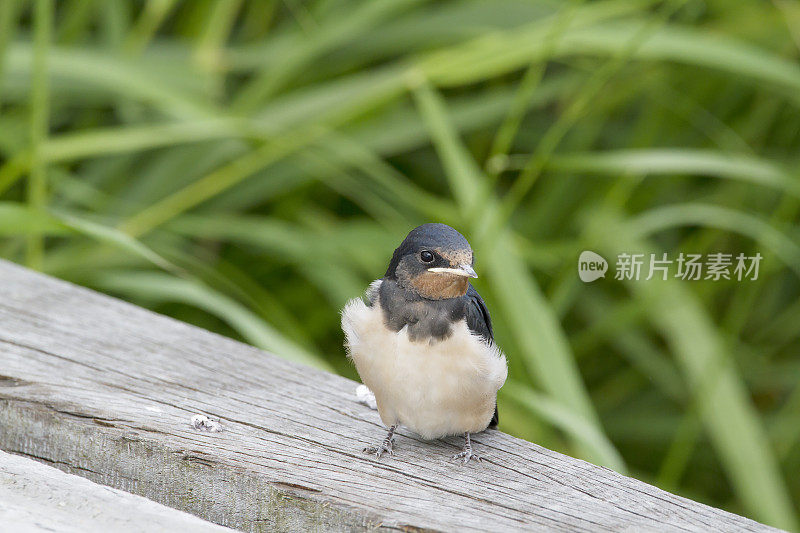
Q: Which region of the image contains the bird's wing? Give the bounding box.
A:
[465,284,494,342]
[465,285,499,427]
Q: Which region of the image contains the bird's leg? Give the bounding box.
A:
[452,432,482,464]
[363,425,397,458]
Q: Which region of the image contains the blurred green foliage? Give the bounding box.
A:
[2,0,800,528]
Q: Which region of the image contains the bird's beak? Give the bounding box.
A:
[428,264,478,278]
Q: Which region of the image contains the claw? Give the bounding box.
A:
[363,443,394,458]
[453,432,483,465]
[452,449,483,464]
[363,425,397,459]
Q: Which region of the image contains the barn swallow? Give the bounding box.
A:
[341,223,508,464]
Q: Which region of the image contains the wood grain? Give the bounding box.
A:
[0,260,782,532]
[0,449,233,532]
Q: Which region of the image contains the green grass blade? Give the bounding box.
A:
[419,19,800,103]
[543,149,800,199]
[124,0,178,54]
[91,270,332,372]
[5,42,214,118]
[0,0,22,102]
[628,203,800,278]
[118,131,322,237]
[27,0,52,270]
[501,380,626,471]
[54,210,178,273]
[409,78,484,218]
[166,214,373,306]
[487,231,625,472]
[0,201,70,235]
[234,0,427,110]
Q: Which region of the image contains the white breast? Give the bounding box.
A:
[341,281,508,439]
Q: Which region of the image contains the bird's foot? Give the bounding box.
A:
[363,440,394,459]
[452,448,483,464]
[452,432,482,464]
[363,426,397,459]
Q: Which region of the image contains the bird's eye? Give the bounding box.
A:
[420,250,434,263]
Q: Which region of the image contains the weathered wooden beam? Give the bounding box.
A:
[0,449,233,532]
[0,260,782,532]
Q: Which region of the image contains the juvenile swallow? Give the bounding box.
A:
[341,223,508,463]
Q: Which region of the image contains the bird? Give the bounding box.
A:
[341,223,507,464]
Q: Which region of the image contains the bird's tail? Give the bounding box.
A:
[489,405,499,428]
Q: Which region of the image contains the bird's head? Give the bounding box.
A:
[385,223,477,300]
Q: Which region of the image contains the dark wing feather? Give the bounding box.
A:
[465,284,500,428]
[465,285,493,342]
